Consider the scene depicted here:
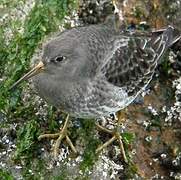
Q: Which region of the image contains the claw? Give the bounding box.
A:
[38,114,77,158]
[96,123,128,163]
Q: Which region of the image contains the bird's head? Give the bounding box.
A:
[10,32,88,90]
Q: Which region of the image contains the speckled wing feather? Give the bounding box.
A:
[101,27,175,96]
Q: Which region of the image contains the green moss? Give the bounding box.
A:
[47,107,62,132]
[75,176,90,180]
[14,119,40,160]
[150,115,162,130]
[0,169,14,180]
[80,139,99,172]
[0,0,78,174]
[122,132,135,145]
[0,0,78,119]
[78,119,100,173]
[21,159,48,180]
[122,132,135,163]
[125,162,138,179]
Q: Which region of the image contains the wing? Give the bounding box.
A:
[101,27,175,96]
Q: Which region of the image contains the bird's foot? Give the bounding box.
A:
[95,123,128,163]
[38,114,77,158]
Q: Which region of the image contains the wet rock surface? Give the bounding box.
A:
[0,0,181,179]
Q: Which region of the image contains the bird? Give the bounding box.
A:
[10,14,180,162]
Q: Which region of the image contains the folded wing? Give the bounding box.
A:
[101,26,180,96]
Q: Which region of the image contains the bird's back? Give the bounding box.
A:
[80,25,181,117]
[34,16,180,118]
[101,26,180,98]
[62,23,180,117]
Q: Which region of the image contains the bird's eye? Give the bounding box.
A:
[54,56,66,62]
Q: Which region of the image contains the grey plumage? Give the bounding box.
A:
[32,15,180,118]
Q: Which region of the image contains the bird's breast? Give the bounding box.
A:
[32,74,91,115]
[33,74,136,118]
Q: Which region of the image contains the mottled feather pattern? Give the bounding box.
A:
[102,27,174,96]
[83,25,116,69]
[32,14,180,118]
[63,26,177,116]
[70,77,132,118]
